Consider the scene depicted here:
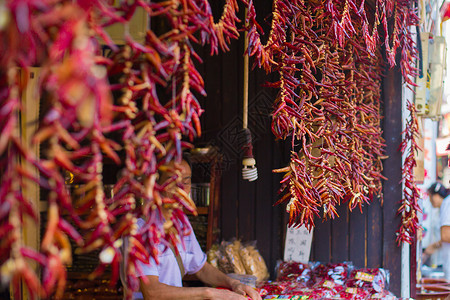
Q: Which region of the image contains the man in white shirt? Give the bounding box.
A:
[128,157,261,300]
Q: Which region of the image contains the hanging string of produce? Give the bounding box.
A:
[0,0,422,298]
[0,0,240,298]
[394,4,422,246]
[397,101,421,245]
[243,0,420,237]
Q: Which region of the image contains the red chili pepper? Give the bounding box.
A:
[0,0,420,297]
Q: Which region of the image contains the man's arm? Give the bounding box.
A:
[441,226,450,243]
[140,276,208,300]
[139,274,253,300]
[423,225,450,259]
[194,262,262,300]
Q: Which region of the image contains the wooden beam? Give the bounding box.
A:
[19,67,41,300]
[381,61,403,296]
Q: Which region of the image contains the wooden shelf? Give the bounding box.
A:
[190,147,222,164]
[188,147,222,251]
[196,206,209,215]
[185,206,208,215]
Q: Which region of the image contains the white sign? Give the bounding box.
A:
[283,225,313,263]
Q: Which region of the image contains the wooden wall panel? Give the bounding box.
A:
[349,207,367,268]
[200,44,222,140]
[312,219,332,262]
[331,205,349,262]
[254,131,274,268]
[367,197,383,268]
[217,40,240,240]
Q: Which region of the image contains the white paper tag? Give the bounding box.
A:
[283,225,313,263]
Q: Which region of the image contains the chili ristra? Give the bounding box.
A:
[0,0,420,298]
[244,0,419,241]
[0,0,240,299]
[397,101,421,245]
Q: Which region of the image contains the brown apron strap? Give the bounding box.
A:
[168,244,185,277]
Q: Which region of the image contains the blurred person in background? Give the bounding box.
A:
[423,182,450,280]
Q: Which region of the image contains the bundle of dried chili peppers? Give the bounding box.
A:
[0,0,421,298]
[0,0,240,298]
[397,101,421,245]
[245,0,385,229]
[244,0,420,240]
[394,3,422,245]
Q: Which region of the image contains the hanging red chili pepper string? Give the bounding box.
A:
[397,101,422,245]
[0,0,421,297]
[243,0,386,227]
[0,0,241,298]
[243,0,418,239]
[391,0,421,244]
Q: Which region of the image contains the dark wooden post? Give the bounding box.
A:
[381,63,404,296]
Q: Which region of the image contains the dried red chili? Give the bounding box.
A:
[245,0,384,227]
[245,0,418,238]
[0,0,241,298]
[397,101,422,245]
[0,0,421,298]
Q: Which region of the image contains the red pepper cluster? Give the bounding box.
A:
[259,262,392,299]
[277,261,313,285]
[0,0,421,298]
[0,0,240,298]
[313,262,353,286]
[397,101,422,244]
[244,0,419,233]
[346,268,389,293]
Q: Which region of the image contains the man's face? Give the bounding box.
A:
[159,159,192,195]
[430,193,443,208]
[178,160,192,195]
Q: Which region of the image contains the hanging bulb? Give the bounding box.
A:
[242,157,258,181]
[241,128,258,181]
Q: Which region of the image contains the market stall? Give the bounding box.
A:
[0,0,446,299]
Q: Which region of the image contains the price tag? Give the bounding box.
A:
[355,271,375,282]
[283,225,313,263]
[345,287,357,294]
